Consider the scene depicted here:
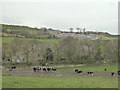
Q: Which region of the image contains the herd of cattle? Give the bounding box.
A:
[74,68,120,76]
[9,66,16,70]
[33,67,56,72]
[74,69,94,76]
[9,66,120,76]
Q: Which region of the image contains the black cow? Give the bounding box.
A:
[43,68,47,71]
[87,72,90,75]
[47,68,51,71]
[52,68,56,71]
[87,71,94,76]
[77,71,83,75]
[111,72,115,76]
[90,72,94,76]
[33,67,41,72]
[74,69,78,72]
[105,68,107,72]
[118,71,120,75]
[11,66,16,70]
[33,67,37,72]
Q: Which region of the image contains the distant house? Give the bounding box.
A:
[63,33,75,36]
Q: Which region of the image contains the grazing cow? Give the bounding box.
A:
[43,68,47,71]
[52,68,56,71]
[105,68,107,72]
[33,67,41,72]
[118,71,120,75]
[74,69,78,72]
[33,67,37,72]
[77,71,83,75]
[11,66,16,70]
[111,72,115,76]
[47,68,51,71]
[87,72,90,75]
[37,67,41,71]
[90,72,94,76]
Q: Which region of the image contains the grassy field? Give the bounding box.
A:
[2,37,14,43]
[104,37,118,40]
[57,64,118,72]
[2,65,118,88]
[2,37,59,44]
[2,76,118,88]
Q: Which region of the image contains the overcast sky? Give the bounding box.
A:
[1,0,119,35]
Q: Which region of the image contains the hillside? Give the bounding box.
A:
[1,24,59,39]
[1,24,118,66]
[1,24,118,40]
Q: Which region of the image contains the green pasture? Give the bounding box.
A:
[2,37,59,44]
[27,30,38,34]
[104,37,118,40]
[2,65,118,88]
[57,64,118,73]
[2,76,118,88]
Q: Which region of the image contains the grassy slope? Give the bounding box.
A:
[2,37,59,44]
[103,37,118,40]
[2,76,118,88]
[2,37,14,43]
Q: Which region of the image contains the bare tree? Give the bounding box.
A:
[76,28,80,33]
[41,27,47,31]
[80,28,82,34]
[69,28,73,33]
[83,28,86,35]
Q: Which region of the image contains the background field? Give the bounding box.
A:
[57,64,118,72]
[2,37,59,44]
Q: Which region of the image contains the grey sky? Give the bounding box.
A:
[1,0,118,35]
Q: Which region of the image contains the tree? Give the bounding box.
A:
[25,48,29,64]
[76,28,82,34]
[80,28,82,34]
[48,28,53,31]
[76,28,80,33]
[41,27,47,31]
[103,40,118,63]
[69,28,73,33]
[46,48,54,61]
[59,37,76,64]
[83,28,86,35]
[95,45,104,63]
